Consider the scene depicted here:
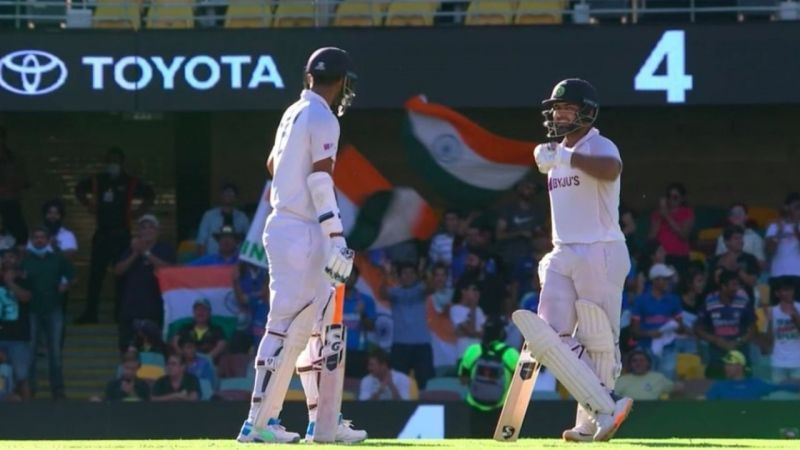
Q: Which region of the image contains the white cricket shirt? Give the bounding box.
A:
[547,128,625,245]
[269,90,340,222]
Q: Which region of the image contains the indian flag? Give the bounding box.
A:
[334,144,439,251]
[404,95,535,207]
[157,266,239,340]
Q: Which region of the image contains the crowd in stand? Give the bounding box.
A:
[0,137,797,404]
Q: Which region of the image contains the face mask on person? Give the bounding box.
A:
[26,242,52,256]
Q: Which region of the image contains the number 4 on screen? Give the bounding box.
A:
[634,30,694,104]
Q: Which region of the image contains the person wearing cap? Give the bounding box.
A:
[171,298,227,361]
[695,270,756,379]
[630,263,685,380]
[114,214,176,352]
[20,226,76,399]
[196,182,250,257]
[75,147,155,325]
[238,47,364,444]
[187,225,241,267]
[705,350,800,400]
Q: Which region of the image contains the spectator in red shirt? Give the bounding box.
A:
[648,183,694,277]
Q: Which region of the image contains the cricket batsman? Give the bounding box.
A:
[236,47,367,444]
[513,78,633,441]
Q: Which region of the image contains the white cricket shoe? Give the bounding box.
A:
[236,418,301,444]
[562,404,596,442]
[593,396,634,442]
[305,415,368,444]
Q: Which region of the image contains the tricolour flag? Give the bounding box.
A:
[334,144,439,251]
[157,266,239,340]
[239,181,272,269]
[404,95,535,207]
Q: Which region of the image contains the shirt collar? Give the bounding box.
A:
[301,89,331,109]
[565,127,599,150]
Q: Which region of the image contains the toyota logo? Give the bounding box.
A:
[0,50,67,96]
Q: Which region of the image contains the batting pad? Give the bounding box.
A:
[512,310,615,416]
[575,300,620,389]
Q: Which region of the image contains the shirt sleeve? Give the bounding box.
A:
[765,223,778,239]
[309,112,340,164]
[450,305,468,327]
[591,138,621,161]
[394,372,412,400]
[358,376,376,400]
[59,231,78,251]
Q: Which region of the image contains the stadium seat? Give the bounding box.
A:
[424,377,466,398]
[689,251,706,264]
[219,377,251,391]
[140,351,166,368]
[531,390,561,400]
[92,0,141,29]
[225,0,273,28]
[334,0,384,26]
[465,0,514,25]
[273,0,316,27]
[385,0,438,26]
[514,0,565,25]
[676,353,704,380]
[137,364,165,381]
[747,206,779,230]
[145,0,194,29]
[762,390,800,400]
[697,227,722,241]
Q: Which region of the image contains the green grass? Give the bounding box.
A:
[0,440,796,449]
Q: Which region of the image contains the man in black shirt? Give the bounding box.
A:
[74,147,155,324]
[104,351,150,401]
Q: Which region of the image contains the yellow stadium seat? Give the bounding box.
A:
[93,0,141,29]
[747,206,779,230]
[285,389,305,401]
[676,353,704,380]
[334,0,383,26]
[137,364,165,381]
[465,0,514,25]
[274,0,315,27]
[757,283,771,306]
[146,0,194,28]
[385,0,437,26]
[689,251,706,264]
[408,375,419,400]
[698,227,722,241]
[225,0,273,28]
[514,0,564,25]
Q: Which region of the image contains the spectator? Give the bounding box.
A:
[620,204,638,252]
[708,226,760,300]
[510,243,538,306]
[342,267,376,378]
[358,349,412,401]
[428,210,460,267]
[171,298,227,361]
[0,125,30,246]
[21,226,76,399]
[518,271,541,314]
[231,261,269,354]
[450,278,486,360]
[0,214,16,251]
[0,249,32,400]
[614,349,679,400]
[428,263,454,314]
[675,269,707,354]
[630,263,685,379]
[115,214,175,352]
[180,338,215,389]
[715,204,766,269]
[765,192,800,296]
[695,271,756,379]
[648,183,694,276]
[151,352,201,402]
[380,261,434,390]
[187,225,241,266]
[426,263,457,374]
[41,199,78,259]
[458,317,519,438]
[494,180,544,273]
[452,218,501,282]
[705,350,799,400]
[766,278,800,383]
[126,319,169,357]
[195,182,249,256]
[104,351,150,401]
[461,247,508,317]
[635,240,668,295]
[75,147,155,324]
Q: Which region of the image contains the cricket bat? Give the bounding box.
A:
[493,342,541,442]
[312,285,347,443]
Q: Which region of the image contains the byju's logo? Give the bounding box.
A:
[0,50,67,95]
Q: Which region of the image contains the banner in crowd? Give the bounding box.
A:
[239,181,272,269]
[404,95,535,208]
[157,266,239,340]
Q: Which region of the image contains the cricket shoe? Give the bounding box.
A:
[236,418,301,443]
[562,404,596,442]
[305,415,368,444]
[593,395,634,442]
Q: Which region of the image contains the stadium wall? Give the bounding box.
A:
[1,400,797,440]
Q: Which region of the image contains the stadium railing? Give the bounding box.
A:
[0,0,797,30]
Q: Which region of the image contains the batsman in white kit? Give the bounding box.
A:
[236,47,367,444]
[499,78,633,442]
